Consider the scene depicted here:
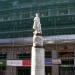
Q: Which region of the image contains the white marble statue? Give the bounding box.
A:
[33,13,42,34]
[33,13,43,46]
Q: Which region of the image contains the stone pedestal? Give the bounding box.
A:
[31,47,45,75]
[52,50,59,75]
[6,50,17,75]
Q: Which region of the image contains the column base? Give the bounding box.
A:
[31,46,45,75]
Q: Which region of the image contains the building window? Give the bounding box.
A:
[50,9,57,16]
[20,0,33,3]
[0,67,6,75]
[70,7,75,15]
[59,51,74,75]
[18,53,31,59]
[0,53,7,59]
[21,12,30,18]
[30,11,35,18]
[37,0,49,2]
[45,67,52,75]
[58,8,68,15]
[45,51,51,58]
[12,1,19,7]
[0,16,4,21]
[59,67,74,75]
[59,52,74,66]
[62,59,74,65]
[37,8,48,17]
[59,52,74,58]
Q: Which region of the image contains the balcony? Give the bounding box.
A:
[0,0,34,10]
[37,0,75,6]
[0,15,75,38]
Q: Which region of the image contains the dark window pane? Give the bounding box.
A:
[45,52,51,58]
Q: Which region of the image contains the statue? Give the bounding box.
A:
[33,13,42,34]
[33,13,43,47]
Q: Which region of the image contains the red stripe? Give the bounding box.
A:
[22,59,31,67]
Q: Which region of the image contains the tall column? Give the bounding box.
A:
[6,49,17,75]
[31,13,45,75]
[74,50,75,75]
[74,50,75,66]
[31,47,45,75]
[52,50,59,75]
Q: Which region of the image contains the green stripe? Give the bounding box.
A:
[0,60,6,66]
[60,65,74,67]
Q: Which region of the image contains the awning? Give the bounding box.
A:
[0,34,75,45]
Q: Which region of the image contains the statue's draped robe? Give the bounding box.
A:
[33,16,42,34]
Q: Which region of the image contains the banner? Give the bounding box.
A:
[7,58,61,66]
[7,60,22,66]
[45,58,52,65]
[45,58,61,65]
[22,59,31,67]
[7,60,31,67]
[52,59,61,64]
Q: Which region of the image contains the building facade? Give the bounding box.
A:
[0,0,75,75]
